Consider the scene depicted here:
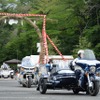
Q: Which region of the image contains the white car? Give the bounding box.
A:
[0,63,14,79]
[0,69,14,78]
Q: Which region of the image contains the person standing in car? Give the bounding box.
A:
[45,59,53,72]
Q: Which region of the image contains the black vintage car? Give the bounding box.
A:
[37,62,78,94]
[37,49,100,96]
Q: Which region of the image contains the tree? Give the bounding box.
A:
[0,0,100,63]
[73,36,91,57]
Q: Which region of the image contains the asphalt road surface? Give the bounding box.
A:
[0,78,100,100]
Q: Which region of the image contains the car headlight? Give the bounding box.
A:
[90,66,96,73]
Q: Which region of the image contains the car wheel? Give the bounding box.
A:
[22,84,26,87]
[11,75,14,79]
[73,89,79,94]
[39,79,47,94]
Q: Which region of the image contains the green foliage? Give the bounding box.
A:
[94,43,100,59]
[0,0,100,63]
[73,36,91,57]
[1,31,38,62]
[83,25,100,45]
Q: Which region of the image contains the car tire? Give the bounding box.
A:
[11,75,14,79]
[22,84,26,87]
[39,79,47,94]
[73,89,79,94]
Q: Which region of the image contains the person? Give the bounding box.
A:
[72,50,85,88]
[37,59,53,91]
[72,50,84,66]
[1,63,9,70]
[45,59,53,72]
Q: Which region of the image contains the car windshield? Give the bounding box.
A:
[55,61,70,71]
[83,49,96,60]
[22,61,33,67]
[21,57,34,67]
[1,63,10,70]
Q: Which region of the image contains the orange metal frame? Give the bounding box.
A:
[0,13,65,63]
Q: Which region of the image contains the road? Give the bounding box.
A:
[0,78,100,100]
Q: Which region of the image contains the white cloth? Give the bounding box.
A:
[72,58,80,66]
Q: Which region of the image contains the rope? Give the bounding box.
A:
[46,34,66,61]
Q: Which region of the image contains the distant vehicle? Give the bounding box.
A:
[18,56,38,88]
[0,63,14,78]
